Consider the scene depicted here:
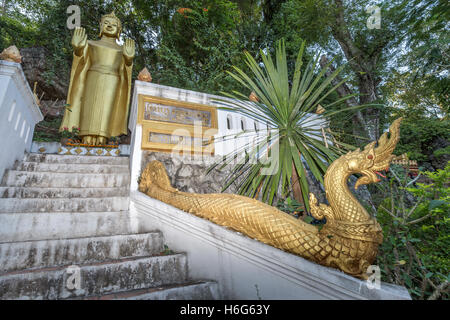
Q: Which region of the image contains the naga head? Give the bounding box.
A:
[344,118,402,190]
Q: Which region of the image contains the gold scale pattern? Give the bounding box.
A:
[139,118,402,278]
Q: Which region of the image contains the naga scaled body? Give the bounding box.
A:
[139,118,402,278]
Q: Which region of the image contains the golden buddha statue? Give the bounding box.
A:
[60,12,135,145]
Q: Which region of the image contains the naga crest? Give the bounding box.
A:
[344,118,403,190]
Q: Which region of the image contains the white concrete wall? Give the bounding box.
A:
[129,81,238,192]
[215,108,267,157]
[128,82,267,192]
[0,61,43,179]
[130,191,411,300]
[127,82,411,300]
[129,81,328,191]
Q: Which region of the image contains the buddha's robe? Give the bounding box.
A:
[60,40,132,138]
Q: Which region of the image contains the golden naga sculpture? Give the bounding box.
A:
[60,12,135,145]
[139,118,403,278]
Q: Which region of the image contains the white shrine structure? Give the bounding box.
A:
[0,60,411,300]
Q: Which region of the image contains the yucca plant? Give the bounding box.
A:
[210,39,363,211]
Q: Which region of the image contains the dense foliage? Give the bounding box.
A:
[152,0,244,93]
[374,163,449,299]
[395,118,450,164]
[0,0,267,95]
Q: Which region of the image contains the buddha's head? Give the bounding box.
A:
[99,12,122,40]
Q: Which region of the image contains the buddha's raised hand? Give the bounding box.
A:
[123,38,135,65]
[72,27,87,55]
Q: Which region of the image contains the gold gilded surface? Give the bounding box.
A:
[144,103,212,127]
[249,91,259,102]
[315,104,326,114]
[137,95,218,129]
[0,45,22,63]
[138,95,218,154]
[59,12,135,145]
[141,124,215,155]
[137,67,152,82]
[139,118,403,278]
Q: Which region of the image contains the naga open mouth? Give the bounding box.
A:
[353,118,402,190]
[375,170,386,179]
[374,164,391,179]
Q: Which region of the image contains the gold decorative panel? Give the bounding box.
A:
[144,103,213,127]
[138,95,218,155]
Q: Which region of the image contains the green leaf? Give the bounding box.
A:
[429,200,445,210]
[403,275,412,287]
[303,216,314,224]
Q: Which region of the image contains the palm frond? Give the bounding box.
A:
[210,39,365,209]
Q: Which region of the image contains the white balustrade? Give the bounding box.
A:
[0,60,43,179]
[129,81,330,191]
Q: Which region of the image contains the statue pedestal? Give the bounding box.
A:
[58,145,121,157]
[30,141,130,156]
[0,60,43,178]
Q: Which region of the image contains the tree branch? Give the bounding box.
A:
[380,204,398,220]
[330,0,364,71]
[319,55,367,130]
[407,211,433,225]
[428,281,449,300]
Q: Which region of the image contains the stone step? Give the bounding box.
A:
[16,162,129,174]
[25,153,129,165]
[0,211,133,242]
[72,281,220,300]
[0,232,165,273]
[0,254,188,300]
[0,186,129,198]
[1,171,130,188]
[0,197,129,213]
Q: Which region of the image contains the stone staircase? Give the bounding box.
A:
[0,153,219,300]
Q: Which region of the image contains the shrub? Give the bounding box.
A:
[374,162,449,299]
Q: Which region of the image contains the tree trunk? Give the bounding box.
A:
[291,162,304,204]
[358,73,380,140]
[328,0,386,142]
[319,55,370,144]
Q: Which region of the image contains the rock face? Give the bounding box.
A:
[20,47,69,100]
[348,175,376,212]
[305,165,327,204]
[141,152,325,201]
[141,151,241,194]
[39,100,67,119]
[0,153,219,300]
[141,152,376,214]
